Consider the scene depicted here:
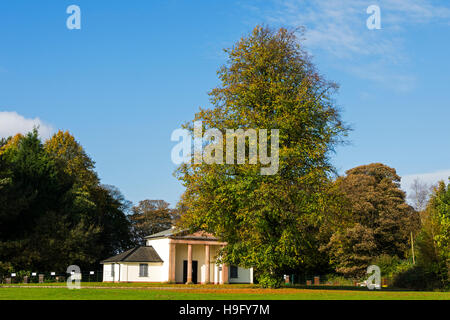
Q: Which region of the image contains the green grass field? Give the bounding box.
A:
[1,283,449,300]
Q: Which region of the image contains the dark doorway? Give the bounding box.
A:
[183,260,198,284]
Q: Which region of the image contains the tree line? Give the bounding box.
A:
[0,130,177,275]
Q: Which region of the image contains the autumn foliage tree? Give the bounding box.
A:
[325,163,420,278]
[129,200,179,245]
[0,129,133,273]
[44,130,99,188]
[176,26,348,287]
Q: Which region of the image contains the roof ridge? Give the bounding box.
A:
[144,228,189,239]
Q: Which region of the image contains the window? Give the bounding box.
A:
[230,265,238,279]
[139,264,148,277]
[111,264,115,277]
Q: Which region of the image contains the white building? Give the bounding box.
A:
[101,228,253,284]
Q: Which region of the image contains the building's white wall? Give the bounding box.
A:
[146,238,170,282]
[119,263,165,282]
[102,263,121,282]
[229,266,253,284]
[102,263,113,282]
[103,262,166,282]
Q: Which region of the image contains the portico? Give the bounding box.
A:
[168,239,229,284]
[146,228,253,284]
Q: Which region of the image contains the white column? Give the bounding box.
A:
[214,264,219,284]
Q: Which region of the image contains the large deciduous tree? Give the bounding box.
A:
[324,163,420,277]
[176,26,348,287]
[129,200,179,245]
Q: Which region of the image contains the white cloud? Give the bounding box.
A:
[0,111,54,140]
[401,169,450,193]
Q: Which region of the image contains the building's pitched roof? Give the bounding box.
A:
[144,228,218,241]
[172,230,218,241]
[100,246,163,263]
[144,228,181,239]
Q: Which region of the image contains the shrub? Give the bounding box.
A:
[393,266,442,290]
[323,274,357,286]
[372,254,413,279]
[257,273,283,288]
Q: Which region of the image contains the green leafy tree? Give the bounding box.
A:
[0,130,74,270]
[91,184,134,256]
[416,180,450,287]
[0,129,133,272]
[176,26,348,287]
[0,130,65,243]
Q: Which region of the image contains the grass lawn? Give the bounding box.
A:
[0,283,449,300]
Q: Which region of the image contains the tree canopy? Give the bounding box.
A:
[324,163,420,277]
[176,26,348,287]
[0,129,133,273]
[129,200,179,245]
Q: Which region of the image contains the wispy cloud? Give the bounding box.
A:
[0,111,54,140]
[401,169,450,195]
[245,0,450,91]
[382,0,450,24]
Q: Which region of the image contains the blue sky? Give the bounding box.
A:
[1,0,449,207]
